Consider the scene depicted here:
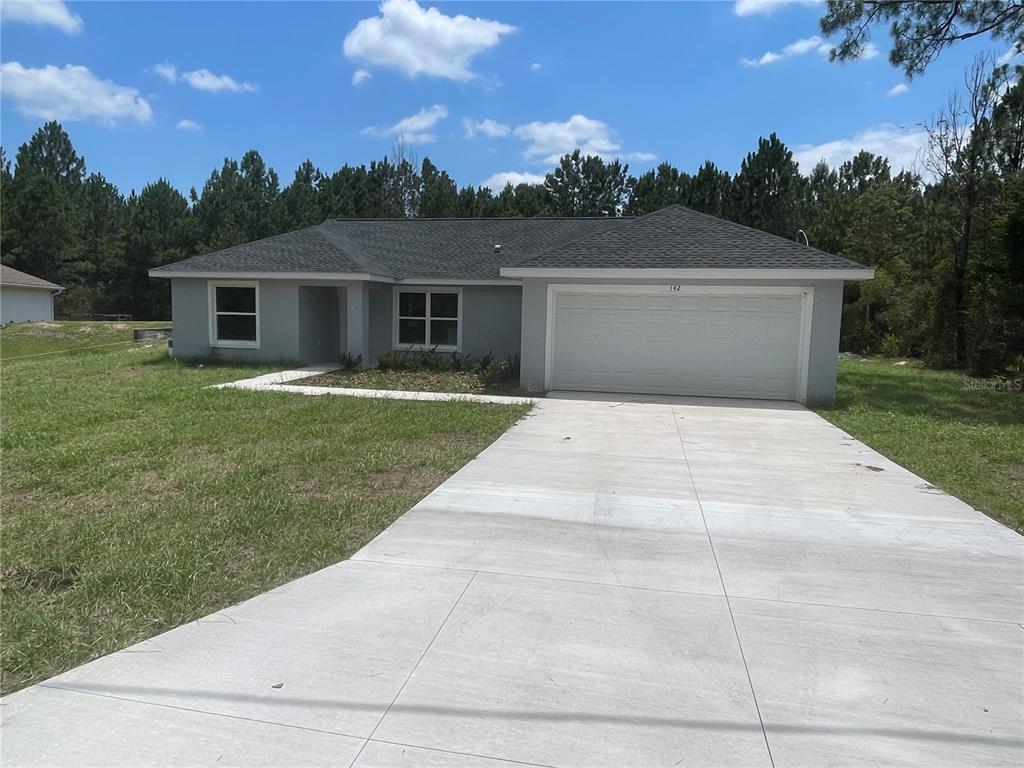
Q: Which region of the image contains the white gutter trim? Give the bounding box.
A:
[499,267,875,280]
[2,282,63,291]
[148,270,394,282]
[394,279,520,286]
[148,271,521,286]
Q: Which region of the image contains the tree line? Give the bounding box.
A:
[1,62,1021,376]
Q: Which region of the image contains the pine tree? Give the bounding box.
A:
[729,133,805,237]
[275,160,324,230]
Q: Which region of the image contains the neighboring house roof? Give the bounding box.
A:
[151,204,869,281]
[0,265,63,290]
[507,205,868,271]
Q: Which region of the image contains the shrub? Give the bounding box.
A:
[879,333,901,358]
[481,354,520,384]
[339,352,362,370]
[376,350,416,371]
[418,348,453,372]
[375,349,519,383]
[1006,355,1024,379]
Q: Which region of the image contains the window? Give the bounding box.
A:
[209,282,259,348]
[395,289,460,350]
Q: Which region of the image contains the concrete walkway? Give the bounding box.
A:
[213,364,536,405]
[3,395,1022,767]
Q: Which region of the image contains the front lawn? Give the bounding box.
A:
[299,368,530,396]
[815,357,1023,532]
[0,325,529,694]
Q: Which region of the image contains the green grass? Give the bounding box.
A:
[0,324,530,694]
[815,357,1024,532]
[298,368,530,396]
[0,320,170,360]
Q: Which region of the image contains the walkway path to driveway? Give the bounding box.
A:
[213,364,536,405]
[3,394,1022,767]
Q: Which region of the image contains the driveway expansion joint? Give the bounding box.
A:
[348,570,480,768]
[672,406,777,768]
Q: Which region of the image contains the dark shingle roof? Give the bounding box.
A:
[318,217,625,279]
[0,264,62,289]
[150,228,367,275]
[508,205,868,271]
[152,205,869,279]
[152,217,626,280]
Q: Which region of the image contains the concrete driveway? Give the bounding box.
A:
[3,395,1022,767]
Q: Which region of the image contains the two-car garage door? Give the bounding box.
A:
[550,287,807,400]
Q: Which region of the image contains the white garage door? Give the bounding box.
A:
[550,287,806,400]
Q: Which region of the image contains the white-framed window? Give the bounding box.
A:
[208,281,260,349]
[393,287,462,351]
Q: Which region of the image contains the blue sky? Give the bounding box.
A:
[1,0,1015,197]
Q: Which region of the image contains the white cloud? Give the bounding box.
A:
[514,114,619,164]
[361,104,448,144]
[352,68,372,86]
[530,62,542,71]
[887,83,909,98]
[180,68,257,93]
[462,117,510,138]
[997,43,1023,66]
[176,119,201,131]
[153,62,177,83]
[153,63,258,93]
[508,114,655,165]
[1,1,82,34]
[343,0,515,81]
[858,41,880,60]
[793,124,927,174]
[0,62,152,124]
[742,35,830,67]
[734,0,820,17]
[482,170,546,190]
[741,35,879,67]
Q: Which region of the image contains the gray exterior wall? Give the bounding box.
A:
[1,286,55,324]
[168,278,521,366]
[170,278,335,364]
[461,285,522,361]
[169,274,842,401]
[518,277,846,403]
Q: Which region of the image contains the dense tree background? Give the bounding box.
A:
[1,63,1021,376]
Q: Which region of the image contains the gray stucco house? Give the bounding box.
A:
[1,265,63,324]
[151,205,873,403]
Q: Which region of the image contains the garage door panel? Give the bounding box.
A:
[551,289,803,400]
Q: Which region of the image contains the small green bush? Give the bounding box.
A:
[481,354,520,384]
[879,333,901,358]
[339,352,362,370]
[376,350,416,371]
[374,349,518,383]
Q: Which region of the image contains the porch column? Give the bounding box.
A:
[345,282,370,368]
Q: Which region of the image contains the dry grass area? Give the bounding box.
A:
[0,320,169,359]
[0,325,529,693]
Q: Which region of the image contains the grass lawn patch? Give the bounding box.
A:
[814,357,1023,532]
[0,321,170,360]
[0,324,530,694]
[298,368,531,396]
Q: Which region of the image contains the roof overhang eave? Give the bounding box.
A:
[148,270,396,282]
[3,282,64,291]
[499,267,875,281]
